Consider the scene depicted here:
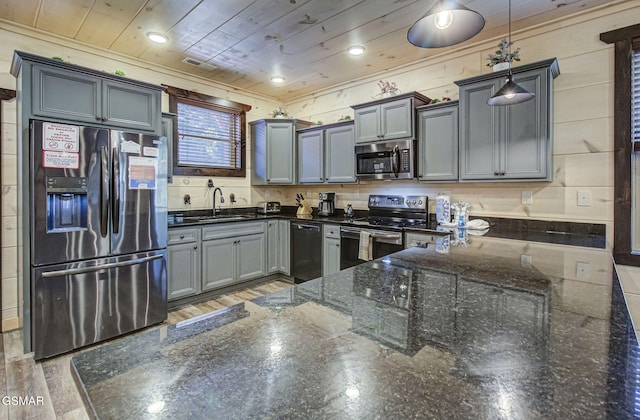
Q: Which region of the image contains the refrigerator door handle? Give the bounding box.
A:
[112,147,120,234]
[100,146,109,237]
[41,254,164,278]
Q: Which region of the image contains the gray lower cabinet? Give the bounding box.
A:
[297,121,356,184]
[30,59,161,132]
[278,220,290,275]
[167,228,201,300]
[202,222,267,290]
[267,220,279,274]
[323,224,341,276]
[456,58,559,181]
[417,101,459,181]
[251,119,312,185]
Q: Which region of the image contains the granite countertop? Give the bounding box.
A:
[168,208,607,249]
[71,234,637,419]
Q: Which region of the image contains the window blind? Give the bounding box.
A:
[176,101,241,169]
[634,47,640,144]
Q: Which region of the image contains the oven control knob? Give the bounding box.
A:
[412,200,417,204]
[405,200,410,205]
[418,200,423,205]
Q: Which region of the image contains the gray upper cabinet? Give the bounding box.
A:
[297,121,356,184]
[456,58,560,181]
[251,119,312,185]
[325,123,356,183]
[298,129,324,183]
[352,92,430,144]
[19,53,162,133]
[417,101,459,181]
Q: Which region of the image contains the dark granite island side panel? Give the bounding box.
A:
[71,236,639,419]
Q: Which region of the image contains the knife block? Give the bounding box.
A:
[296,200,313,216]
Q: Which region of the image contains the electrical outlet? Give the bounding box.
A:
[576,261,590,280]
[577,190,591,206]
[521,191,533,205]
[521,254,532,268]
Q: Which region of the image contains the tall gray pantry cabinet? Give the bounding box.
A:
[455,58,560,181]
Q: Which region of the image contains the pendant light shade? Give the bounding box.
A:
[486,74,535,105]
[487,0,535,106]
[407,0,485,48]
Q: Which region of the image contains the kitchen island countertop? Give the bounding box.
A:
[71,234,634,419]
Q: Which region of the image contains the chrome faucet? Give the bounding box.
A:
[212,187,224,217]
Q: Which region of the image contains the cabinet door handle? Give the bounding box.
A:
[335,243,340,247]
[501,171,506,176]
[267,178,271,182]
[494,171,499,176]
[194,246,198,250]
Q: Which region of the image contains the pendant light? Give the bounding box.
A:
[487,0,535,106]
[407,0,485,48]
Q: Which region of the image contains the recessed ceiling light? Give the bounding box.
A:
[347,45,366,56]
[271,76,285,84]
[147,32,168,44]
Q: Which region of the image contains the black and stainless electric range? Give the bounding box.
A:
[340,194,428,269]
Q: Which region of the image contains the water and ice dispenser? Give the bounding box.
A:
[46,176,88,232]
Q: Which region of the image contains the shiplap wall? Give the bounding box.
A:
[278,3,639,247]
[0,1,637,328]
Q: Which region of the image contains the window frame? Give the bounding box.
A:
[166,86,251,178]
[601,24,640,266]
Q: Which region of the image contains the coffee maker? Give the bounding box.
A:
[318,192,336,216]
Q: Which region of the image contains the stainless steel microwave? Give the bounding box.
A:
[355,139,415,180]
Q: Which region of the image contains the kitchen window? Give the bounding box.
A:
[601,25,640,266]
[166,86,251,177]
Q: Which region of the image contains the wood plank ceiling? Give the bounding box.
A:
[0,0,617,100]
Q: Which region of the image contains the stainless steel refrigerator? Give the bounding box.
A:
[28,120,168,359]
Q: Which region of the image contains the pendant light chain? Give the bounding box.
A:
[508,0,512,75]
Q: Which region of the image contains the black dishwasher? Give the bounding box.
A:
[290,221,322,283]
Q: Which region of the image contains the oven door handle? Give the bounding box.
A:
[340,227,402,244]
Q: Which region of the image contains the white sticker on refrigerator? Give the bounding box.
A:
[43,122,79,152]
[128,156,157,190]
[121,140,141,154]
[42,151,80,169]
[143,146,159,157]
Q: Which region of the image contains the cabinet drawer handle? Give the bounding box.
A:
[335,243,339,247]
[180,235,185,239]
